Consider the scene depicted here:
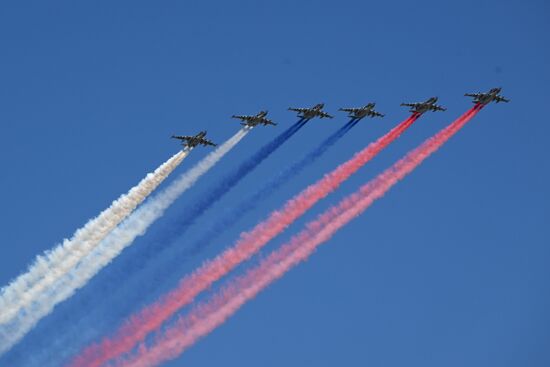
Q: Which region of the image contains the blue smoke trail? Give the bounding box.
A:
[151,118,307,246]
[76,118,355,363]
[5,119,307,367]
[185,118,359,256]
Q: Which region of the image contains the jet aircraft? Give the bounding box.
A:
[339,103,385,120]
[401,97,447,114]
[465,87,510,105]
[231,110,276,127]
[288,103,334,120]
[171,131,216,148]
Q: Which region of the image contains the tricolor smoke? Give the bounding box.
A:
[17,120,306,367]
[110,106,482,367]
[0,128,249,356]
[62,118,358,364]
[0,150,188,327]
[186,118,360,258]
[68,114,418,367]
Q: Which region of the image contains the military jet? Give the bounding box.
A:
[171,131,216,148]
[339,103,385,120]
[231,110,277,127]
[400,97,446,114]
[465,87,510,105]
[288,103,333,120]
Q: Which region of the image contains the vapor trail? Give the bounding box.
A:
[111,105,483,367]
[0,149,189,326]
[186,118,360,256]
[12,121,306,367]
[68,114,418,367]
[0,128,249,356]
[62,119,357,363]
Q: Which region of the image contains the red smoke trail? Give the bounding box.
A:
[110,105,483,367]
[68,114,419,367]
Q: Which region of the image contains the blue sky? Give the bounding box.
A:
[0,1,549,366]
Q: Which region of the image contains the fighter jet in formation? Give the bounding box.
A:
[465,87,510,105]
[339,103,385,120]
[401,97,447,114]
[231,110,277,127]
[168,90,509,149]
[288,103,334,120]
[171,131,216,148]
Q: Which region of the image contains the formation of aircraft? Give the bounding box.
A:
[173,88,508,149]
[288,103,334,120]
[465,87,510,105]
[171,131,216,148]
[232,110,277,127]
[339,103,384,120]
[400,97,447,114]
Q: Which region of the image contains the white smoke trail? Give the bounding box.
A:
[0,128,250,356]
[0,150,189,326]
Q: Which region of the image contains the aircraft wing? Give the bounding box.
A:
[400,102,418,108]
[232,115,252,122]
[339,108,359,113]
[172,135,193,141]
[319,111,334,118]
[431,105,447,111]
[372,111,385,117]
[464,93,482,98]
[288,107,309,113]
[494,96,510,103]
[199,138,216,147]
[261,118,277,126]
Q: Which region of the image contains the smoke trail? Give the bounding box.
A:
[68,114,418,367]
[186,118,360,257]
[0,149,189,326]
[149,118,308,248]
[60,119,357,364]
[0,128,249,356]
[111,106,483,367]
[6,121,306,367]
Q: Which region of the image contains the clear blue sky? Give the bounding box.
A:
[0,1,549,366]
